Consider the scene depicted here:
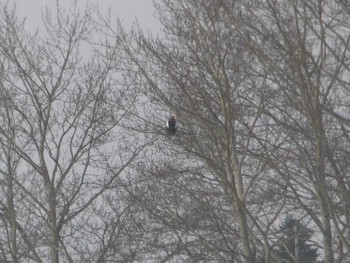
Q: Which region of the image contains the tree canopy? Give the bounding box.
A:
[0,0,349,262]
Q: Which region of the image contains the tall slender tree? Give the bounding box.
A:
[111,0,287,261]
[0,2,147,262]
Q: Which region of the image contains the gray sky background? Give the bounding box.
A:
[8,0,159,32]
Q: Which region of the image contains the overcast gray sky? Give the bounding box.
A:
[10,0,159,32]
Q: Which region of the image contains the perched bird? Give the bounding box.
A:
[166,115,177,136]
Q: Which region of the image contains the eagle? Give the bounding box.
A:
[166,116,177,136]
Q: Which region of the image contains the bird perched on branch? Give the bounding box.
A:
[166,115,177,136]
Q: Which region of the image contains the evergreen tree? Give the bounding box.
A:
[275,216,318,263]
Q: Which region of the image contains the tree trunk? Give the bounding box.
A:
[48,185,59,263]
[225,154,255,263]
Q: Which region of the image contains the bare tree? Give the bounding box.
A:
[0,3,147,262]
[105,0,350,262]
[241,0,350,262]
[108,0,289,262]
